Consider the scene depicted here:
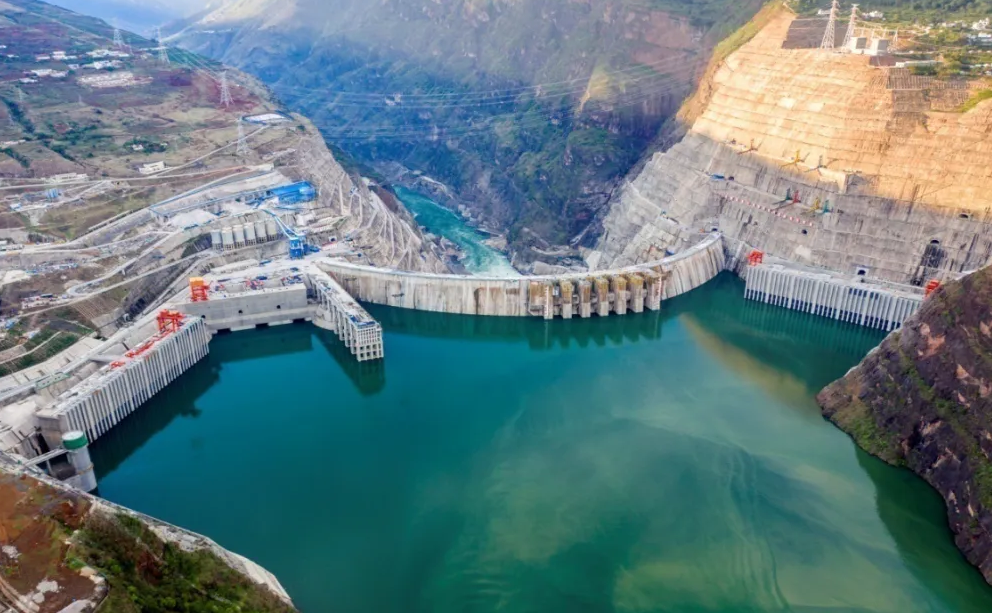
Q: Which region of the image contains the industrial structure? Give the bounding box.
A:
[743,256,923,331]
[36,312,211,451]
[318,233,724,319]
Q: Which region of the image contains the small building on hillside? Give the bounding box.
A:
[139,161,167,175]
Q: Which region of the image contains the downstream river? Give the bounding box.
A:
[394,186,518,277]
[90,275,992,613]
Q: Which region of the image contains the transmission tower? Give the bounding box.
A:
[219,72,233,108]
[236,120,249,157]
[820,0,839,50]
[841,4,858,50]
[17,89,24,103]
[156,27,170,65]
[113,27,125,50]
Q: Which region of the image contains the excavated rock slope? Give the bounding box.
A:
[818,266,992,583]
[291,122,448,273]
[592,8,992,283]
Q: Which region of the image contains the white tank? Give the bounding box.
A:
[221,227,234,248]
[63,431,97,492]
[210,229,222,247]
[254,220,268,241]
[266,218,278,238]
[233,224,246,245]
[244,221,257,242]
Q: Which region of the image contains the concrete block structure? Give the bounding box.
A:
[578,280,592,318]
[36,317,211,447]
[744,263,923,330]
[179,284,310,332]
[309,269,383,362]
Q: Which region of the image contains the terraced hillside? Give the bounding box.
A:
[590,4,992,284]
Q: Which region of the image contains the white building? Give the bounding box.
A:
[139,161,166,175]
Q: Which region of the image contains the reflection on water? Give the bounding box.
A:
[370,303,665,351]
[313,329,386,396]
[89,274,992,613]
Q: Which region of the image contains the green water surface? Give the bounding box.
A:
[91,275,992,612]
[395,186,518,277]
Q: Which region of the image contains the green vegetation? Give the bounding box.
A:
[1,146,30,169]
[125,137,168,154]
[831,396,904,465]
[0,332,79,376]
[228,0,766,253]
[793,0,992,21]
[1,97,35,134]
[75,513,296,613]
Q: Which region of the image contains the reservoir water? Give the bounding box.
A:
[395,186,518,277]
[90,275,992,613]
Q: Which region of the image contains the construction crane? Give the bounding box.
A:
[260,209,319,259]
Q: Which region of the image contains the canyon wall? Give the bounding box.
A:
[591,8,992,284]
[818,265,992,584]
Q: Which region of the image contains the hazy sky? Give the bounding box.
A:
[45,0,208,33]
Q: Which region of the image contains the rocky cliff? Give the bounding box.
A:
[818,266,992,583]
[172,0,766,263]
[589,5,992,283]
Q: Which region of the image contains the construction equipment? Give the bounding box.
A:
[190,277,209,302]
[260,209,320,259]
[747,250,764,266]
[924,279,941,298]
[782,150,803,169]
[156,310,185,334]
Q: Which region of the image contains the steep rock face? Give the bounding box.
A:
[590,6,992,282]
[818,267,992,583]
[173,0,765,262]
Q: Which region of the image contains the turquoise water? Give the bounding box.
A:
[90,275,992,612]
[395,186,518,277]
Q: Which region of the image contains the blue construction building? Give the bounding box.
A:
[268,182,317,206]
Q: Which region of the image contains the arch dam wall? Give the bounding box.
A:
[590,9,992,285]
[316,233,725,318]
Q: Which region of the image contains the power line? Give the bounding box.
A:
[281,56,700,115]
[267,53,694,104]
[317,70,700,142]
[821,0,839,50]
[220,71,233,108]
[842,4,859,50]
[236,119,249,157]
[156,27,169,65]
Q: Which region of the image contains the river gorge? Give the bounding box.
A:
[87,275,992,612]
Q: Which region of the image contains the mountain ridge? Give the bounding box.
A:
[174,0,766,266]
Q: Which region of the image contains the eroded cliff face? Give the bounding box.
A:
[591,6,992,283]
[818,267,992,583]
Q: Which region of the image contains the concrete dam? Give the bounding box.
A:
[318,232,727,319]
